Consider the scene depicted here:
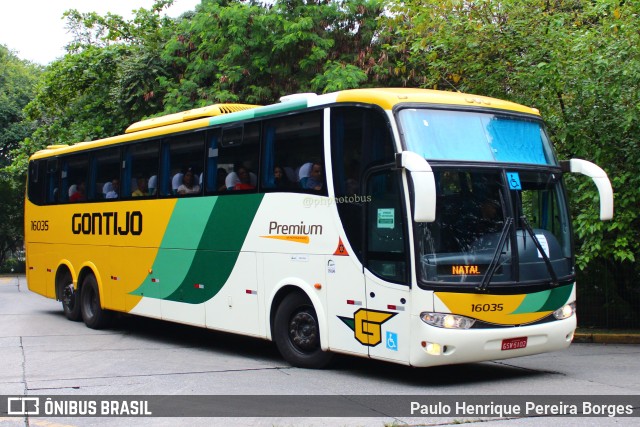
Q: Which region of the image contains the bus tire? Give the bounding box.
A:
[59,271,81,321]
[80,274,112,330]
[273,292,333,369]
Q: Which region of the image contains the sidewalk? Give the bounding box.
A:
[574,329,640,344]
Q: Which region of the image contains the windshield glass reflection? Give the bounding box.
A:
[417,169,573,287]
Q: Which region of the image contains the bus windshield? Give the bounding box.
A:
[416,169,573,287]
[398,109,557,166]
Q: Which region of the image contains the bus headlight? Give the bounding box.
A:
[420,312,476,329]
[553,302,576,320]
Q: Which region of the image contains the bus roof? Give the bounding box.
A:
[125,103,260,133]
[333,88,540,116]
[29,88,540,160]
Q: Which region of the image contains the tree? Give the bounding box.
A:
[0,177,23,268]
[63,0,181,118]
[380,0,640,326]
[159,0,385,110]
[0,45,41,167]
[15,1,185,170]
[0,45,40,269]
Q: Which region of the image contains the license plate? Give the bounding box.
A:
[501,336,528,351]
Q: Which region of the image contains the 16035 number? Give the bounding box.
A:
[31,220,49,231]
[471,303,503,312]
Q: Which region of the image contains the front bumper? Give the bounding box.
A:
[409,314,576,367]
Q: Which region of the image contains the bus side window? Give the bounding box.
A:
[90,148,121,201]
[160,132,205,197]
[45,159,59,203]
[330,106,396,262]
[62,154,88,203]
[125,140,160,198]
[28,160,47,205]
[260,110,324,193]
[204,129,224,193]
[365,170,408,284]
[218,123,260,192]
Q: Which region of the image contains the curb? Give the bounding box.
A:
[573,333,640,344]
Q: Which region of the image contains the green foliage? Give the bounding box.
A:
[0,45,40,265]
[64,0,177,51]
[382,0,640,269]
[23,45,133,151]
[0,175,24,268]
[15,2,183,173]
[0,257,26,274]
[159,0,386,109]
[0,45,41,167]
[382,0,640,326]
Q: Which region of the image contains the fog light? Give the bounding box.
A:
[425,342,442,355]
[553,302,576,320]
[421,312,476,329]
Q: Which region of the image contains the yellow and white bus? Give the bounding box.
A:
[25,88,613,368]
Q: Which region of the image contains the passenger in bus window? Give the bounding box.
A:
[132,176,149,197]
[284,166,296,184]
[217,168,228,191]
[274,165,293,190]
[233,166,255,190]
[177,168,201,195]
[102,181,113,198]
[297,162,312,184]
[105,179,119,199]
[303,162,324,191]
[148,175,157,195]
[226,162,257,189]
[171,170,184,194]
[69,181,86,202]
[68,184,77,199]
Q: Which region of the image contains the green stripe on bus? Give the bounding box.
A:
[510,289,550,314]
[165,194,264,304]
[208,100,308,126]
[209,109,257,126]
[511,284,573,314]
[130,197,218,299]
[537,284,573,312]
[252,99,307,117]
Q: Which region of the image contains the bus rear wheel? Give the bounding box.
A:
[59,271,81,321]
[273,292,333,369]
[80,274,112,329]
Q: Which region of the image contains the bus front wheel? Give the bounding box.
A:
[59,271,81,321]
[273,292,333,369]
[80,274,112,329]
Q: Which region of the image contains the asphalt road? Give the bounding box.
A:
[1,275,639,426]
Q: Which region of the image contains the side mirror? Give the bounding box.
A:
[561,159,614,220]
[396,151,437,222]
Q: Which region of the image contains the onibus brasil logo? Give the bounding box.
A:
[338,308,396,346]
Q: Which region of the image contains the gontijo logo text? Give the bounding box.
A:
[72,211,143,236]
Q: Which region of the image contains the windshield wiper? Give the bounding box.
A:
[477,217,513,292]
[519,216,559,287]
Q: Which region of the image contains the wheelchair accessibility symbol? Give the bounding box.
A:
[386,331,398,351]
[506,172,522,190]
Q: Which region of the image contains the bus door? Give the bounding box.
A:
[324,244,368,358]
[362,167,411,363]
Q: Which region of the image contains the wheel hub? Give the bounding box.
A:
[289,311,318,351]
[62,284,74,305]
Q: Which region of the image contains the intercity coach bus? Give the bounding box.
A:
[24,88,613,368]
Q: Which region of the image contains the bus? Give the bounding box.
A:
[24,88,613,368]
